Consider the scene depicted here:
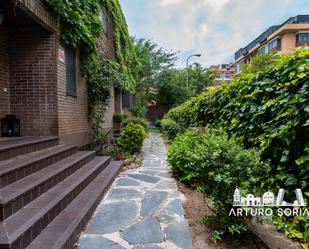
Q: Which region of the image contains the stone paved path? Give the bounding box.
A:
[79,133,193,249]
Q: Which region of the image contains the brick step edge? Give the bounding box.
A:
[0,151,95,221]
[0,137,59,161]
[26,160,123,249]
[0,157,111,249]
[0,144,78,188]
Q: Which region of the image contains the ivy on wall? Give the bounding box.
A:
[44,0,138,115]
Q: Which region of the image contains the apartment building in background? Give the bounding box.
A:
[233,15,309,73]
[209,64,235,84]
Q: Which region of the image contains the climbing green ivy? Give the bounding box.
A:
[44,0,138,115]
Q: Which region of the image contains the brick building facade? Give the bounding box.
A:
[0,0,123,146]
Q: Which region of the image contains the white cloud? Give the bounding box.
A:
[120,0,309,67]
[160,0,183,7]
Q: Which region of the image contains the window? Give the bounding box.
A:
[99,4,107,32]
[296,33,309,47]
[268,38,281,51]
[122,92,135,108]
[258,45,268,55]
[65,47,76,96]
[224,72,231,79]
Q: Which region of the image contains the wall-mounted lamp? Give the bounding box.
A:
[0,10,4,25]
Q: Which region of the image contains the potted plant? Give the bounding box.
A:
[113,113,124,131]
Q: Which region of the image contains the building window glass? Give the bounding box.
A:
[258,45,268,55]
[224,72,231,78]
[268,38,281,51]
[296,33,309,46]
[65,47,77,96]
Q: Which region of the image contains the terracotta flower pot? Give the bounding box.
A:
[113,122,123,131]
[116,155,125,161]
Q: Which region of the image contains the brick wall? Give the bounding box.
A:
[57,46,90,145]
[57,14,119,145]
[0,27,10,120]
[9,26,58,136]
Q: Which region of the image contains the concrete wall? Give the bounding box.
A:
[281,32,297,53]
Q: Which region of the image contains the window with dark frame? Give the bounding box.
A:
[268,38,281,51]
[65,46,77,97]
[296,33,309,46]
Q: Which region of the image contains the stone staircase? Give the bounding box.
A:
[0,137,123,249]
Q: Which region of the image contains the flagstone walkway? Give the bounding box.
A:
[79,133,193,249]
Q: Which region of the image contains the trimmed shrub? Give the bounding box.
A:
[123,116,149,129]
[160,118,183,140]
[167,129,268,240]
[117,123,147,154]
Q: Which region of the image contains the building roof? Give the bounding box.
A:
[234,15,309,61]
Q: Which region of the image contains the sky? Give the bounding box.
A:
[119,0,309,68]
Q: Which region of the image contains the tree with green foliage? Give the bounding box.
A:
[154,63,214,107]
[129,38,177,117]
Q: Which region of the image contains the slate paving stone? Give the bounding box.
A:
[86,200,138,234]
[141,191,169,217]
[122,217,164,244]
[165,220,193,249]
[127,174,160,183]
[107,188,141,200]
[157,172,172,178]
[79,236,125,249]
[80,133,193,248]
[116,178,141,186]
[134,245,163,249]
[157,212,174,224]
[164,199,184,216]
[139,170,158,176]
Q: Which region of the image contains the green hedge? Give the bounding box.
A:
[164,48,309,198]
[123,116,149,129]
[160,118,183,140]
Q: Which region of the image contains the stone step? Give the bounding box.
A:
[26,161,123,249]
[0,157,113,249]
[0,151,95,221]
[0,144,78,188]
[0,137,58,161]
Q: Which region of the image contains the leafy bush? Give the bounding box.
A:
[123,116,149,129]
[272,214,309,242]
[117,123,147,154]
[161,118,183,140]
[155,118,161,128]
[167,129,268,240]
[113,113,127,123]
